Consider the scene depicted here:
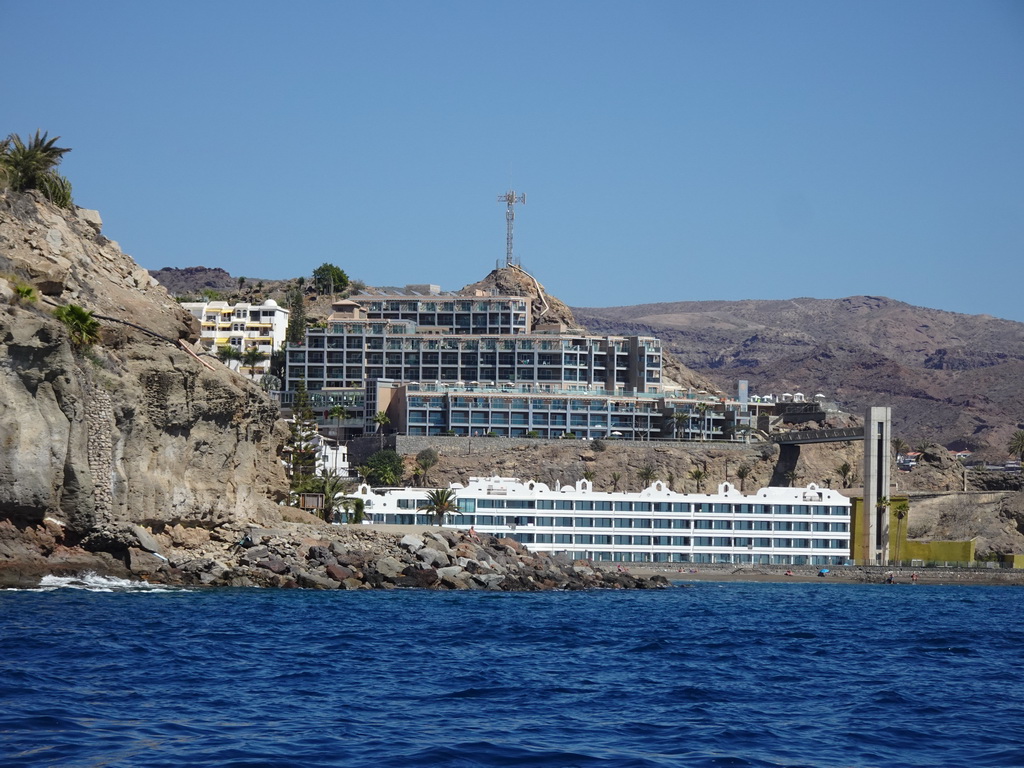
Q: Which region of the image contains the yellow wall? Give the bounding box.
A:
[851,496,975,564]
[850,498,871,563]
[904,538,975,563]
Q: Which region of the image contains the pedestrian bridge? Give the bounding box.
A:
[770,426,865,445]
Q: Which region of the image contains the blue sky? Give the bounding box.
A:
[7,1,1024,321]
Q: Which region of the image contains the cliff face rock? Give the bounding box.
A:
[0,191,290,560]
[148,265,237,296]
[458,266,580,330]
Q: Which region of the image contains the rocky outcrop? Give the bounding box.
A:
[0,190,290,568]
[170,522,665,590]
[0,516,667,590]
[459,267,716,392]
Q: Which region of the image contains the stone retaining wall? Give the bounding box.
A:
[86,382,114,525]
[391,435,754,459]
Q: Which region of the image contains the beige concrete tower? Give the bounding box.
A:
[863,407,892,564]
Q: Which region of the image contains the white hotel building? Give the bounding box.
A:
[182,299,290,376]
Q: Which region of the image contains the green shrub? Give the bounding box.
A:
[37,171,73,209]
[53,304,100,349]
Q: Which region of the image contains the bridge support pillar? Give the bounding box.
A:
[863,407,892,564]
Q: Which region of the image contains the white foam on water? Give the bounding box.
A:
[34,572,184,592]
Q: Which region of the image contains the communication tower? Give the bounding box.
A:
[497,190,526,267]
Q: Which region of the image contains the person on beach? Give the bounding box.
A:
[911,572,919,583]
[468,526,480,542]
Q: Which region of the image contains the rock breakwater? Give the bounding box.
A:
[1,518,667,591]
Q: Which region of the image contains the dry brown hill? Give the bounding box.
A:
[572,296,1024,452]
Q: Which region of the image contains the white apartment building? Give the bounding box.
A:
[182,299,289,376]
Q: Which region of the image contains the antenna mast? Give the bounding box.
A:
[497,190,526,267]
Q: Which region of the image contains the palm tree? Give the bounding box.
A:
[328,404,349,439]
[610,472,622,492]
[415,448,439,486]
[784,470,799,487]
[295,469,351,522]
[892,437,910,458]
[688,468,707,492]
[338,496,366,524]
[217,344,242,371]
[419,488,458,526]
[735,465,751,493]
[891,498,910,564]
[638,464,656,487]
[1,131,72,198]
[52,304,100,349]
[1008,431,1024,463]
[837,462,853,489]
[695,402,712,441]
[582,469,596,483]
[671,410,690,441]
[241,346,267,379]
[373,410,390,448]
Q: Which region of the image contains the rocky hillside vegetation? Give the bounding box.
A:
[573,296,1024,454]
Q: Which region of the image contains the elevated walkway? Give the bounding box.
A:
[770,426,865,445]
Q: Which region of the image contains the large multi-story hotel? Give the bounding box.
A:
[283,286,757,441]
[347,476,853,566]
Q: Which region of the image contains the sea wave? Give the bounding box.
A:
[30,572,185,592]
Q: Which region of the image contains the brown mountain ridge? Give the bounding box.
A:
[572,296,1024,454]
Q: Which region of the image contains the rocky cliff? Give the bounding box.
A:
[0,190,292,581]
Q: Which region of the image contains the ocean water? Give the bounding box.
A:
[2,577,1023,768]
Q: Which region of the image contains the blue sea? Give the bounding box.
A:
[2,577,1023,768]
